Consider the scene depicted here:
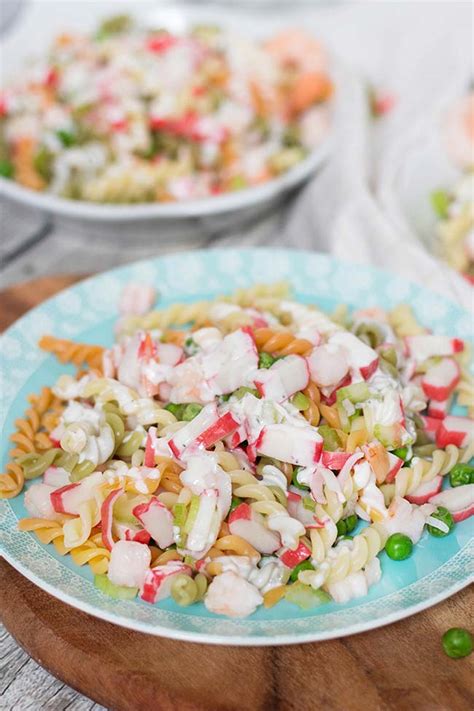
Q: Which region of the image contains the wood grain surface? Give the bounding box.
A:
[0,276,473,711]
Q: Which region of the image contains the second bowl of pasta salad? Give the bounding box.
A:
[0,2,337,226]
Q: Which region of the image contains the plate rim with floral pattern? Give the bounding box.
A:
[1,248,473,646]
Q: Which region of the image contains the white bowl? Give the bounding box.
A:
[0,0,337,233]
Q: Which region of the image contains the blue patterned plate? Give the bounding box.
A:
[1,249,473,645]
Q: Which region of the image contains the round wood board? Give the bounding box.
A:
[1,275,473,711]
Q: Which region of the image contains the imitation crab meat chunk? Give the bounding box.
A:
[404,335,464,363]
[254,354,309,402]
[168,403,237,458]
[307,343,349,387]
[108,540,151,589]
[204,571,263,618]
[429,484,474,522]
[141,561,192,603]
[435,415,474,448]
[328,332,379,380]
[421,358,460,401]
[255,424,323,467]
[133,498,174,549]
[228,503,280,554]
[50,472,103,515]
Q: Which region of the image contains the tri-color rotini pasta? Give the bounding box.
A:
[3,282,473,617]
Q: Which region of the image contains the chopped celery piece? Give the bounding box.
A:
[94,574,138,600]
[380,346,397,367]
[336,403,350,433]
[165,403,185,419]
[373,423,402,448]
[291,392,310,410]
[173,502,188,528]
[285,581,330,610]
[183,555,196,567]
[183,495,201,534]
[182,403,203,421]
[259,352,276,369]
[302,496,316,512]
[232,386,260,400]
[318,425,340,452]
[336,382,370,405]
[431,189,450,219]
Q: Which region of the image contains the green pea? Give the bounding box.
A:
[258,352,276,369]
[182,403,203,421]
[345,514,358,534]
[289,560,314,583]
[427,506,455,537]
[291,467,309,491]
[385,533,413,560]
[449,464,474,488]
[230,496,242,512]
[291,392,310,410]
[56,129,76,147]
[302,496,315,512]
[442,628,473,659]
[336,519,347,537]
[164,403,185,419]
[0,159,14,178]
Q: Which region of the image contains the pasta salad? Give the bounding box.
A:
[431,92,474,282]
[1,283,473,619]
[0,17,332,203]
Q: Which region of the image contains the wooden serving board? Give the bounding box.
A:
[0,276,473,711]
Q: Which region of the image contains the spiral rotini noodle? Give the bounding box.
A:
[18,517,66,547]
[70,534,111,574]
[381,441,474,503]
[0,387,63,498]
[302,381,321,426]
[39,335,104,371]
[253,327,313,356]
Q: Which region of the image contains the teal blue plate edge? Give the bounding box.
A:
[1,247,473,645]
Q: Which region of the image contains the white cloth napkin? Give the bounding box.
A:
[276,1,473,312]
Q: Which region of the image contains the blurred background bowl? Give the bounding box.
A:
[0,0,340,240]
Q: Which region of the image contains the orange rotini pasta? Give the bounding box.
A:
[253,327,314,356]
[302,381,321,426]
[0,387,60,499]
[39,335,104,371]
